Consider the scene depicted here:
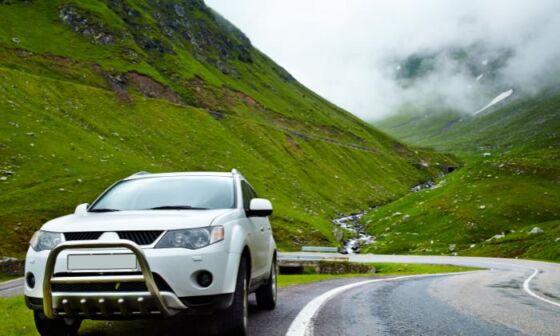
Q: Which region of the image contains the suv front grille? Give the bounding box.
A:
[62,231,163,245]
[64,232,103,241]
[117,231,163,245]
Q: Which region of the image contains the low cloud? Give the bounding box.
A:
[206,0,560,120]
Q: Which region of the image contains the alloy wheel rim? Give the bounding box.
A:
[243,276,248,328]
[272,265,277,301]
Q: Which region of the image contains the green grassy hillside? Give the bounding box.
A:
[375,108,464,146]
[376,90,560,153]
[367,91,560,260]
[0,0,450,257]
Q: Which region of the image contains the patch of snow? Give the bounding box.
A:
[476,74,484,81]
[474,89,513,115]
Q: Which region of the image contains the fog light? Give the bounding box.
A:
[196,271,213,288]
[26,272,35,289]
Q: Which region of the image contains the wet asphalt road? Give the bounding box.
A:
[0,277,25,297]
[2,254,559,335]
[313,275,524,336]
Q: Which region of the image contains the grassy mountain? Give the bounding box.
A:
[377,89,560,153]
[0,0,451,257]
[367,90,560,261]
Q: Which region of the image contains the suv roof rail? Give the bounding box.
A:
[231,168,245,178]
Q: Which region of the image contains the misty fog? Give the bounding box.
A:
[206,0,560,120]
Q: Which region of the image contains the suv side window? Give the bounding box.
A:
[241,181,258,210]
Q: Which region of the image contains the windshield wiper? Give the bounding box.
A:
[89,208,120,213]
[148,205,208,210]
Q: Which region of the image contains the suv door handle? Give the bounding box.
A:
[260,226,265,232]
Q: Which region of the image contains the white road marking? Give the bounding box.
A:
[285,272,474,336]
[523,268,560,308]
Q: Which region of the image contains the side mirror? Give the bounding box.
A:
[247,198,273,217]
[74,203,89,215]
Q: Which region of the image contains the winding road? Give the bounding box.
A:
[2,253,559,335]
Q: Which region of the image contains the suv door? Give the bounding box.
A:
[241,181,269,278]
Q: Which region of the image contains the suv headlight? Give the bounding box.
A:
[30,231,63,252]
[155,226,224,249]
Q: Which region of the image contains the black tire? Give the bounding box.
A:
[34,311,81,336]
[256,257,277,310]
[218,257,249,336]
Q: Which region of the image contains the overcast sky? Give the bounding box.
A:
[205,0,560,120]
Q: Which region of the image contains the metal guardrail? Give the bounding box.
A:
[278,253,349,263]
[43,240,171,318]
[301,246,339,253]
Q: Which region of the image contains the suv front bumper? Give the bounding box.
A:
[24,240,240,318]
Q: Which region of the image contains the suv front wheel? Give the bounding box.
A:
[219,257,249,335]
[256,257,277,310]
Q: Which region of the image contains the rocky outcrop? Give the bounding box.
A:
[528,227,544,235]
[104,73,130,103]
[103,71,183,104]
[127,72,182,104]
[0,0,31,5]
[59,4,117,45]
[147,0,253,76]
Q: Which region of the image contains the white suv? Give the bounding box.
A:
[24,170,277,336]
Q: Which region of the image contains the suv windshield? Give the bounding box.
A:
[90,176,235,211]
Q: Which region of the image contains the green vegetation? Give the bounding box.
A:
[375,108,464,146]
[0,0,453,256]
[369,88,560,261]
[0,273,20,282]
[379,91,560,153]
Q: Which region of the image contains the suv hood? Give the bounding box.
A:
[41,209,240,233]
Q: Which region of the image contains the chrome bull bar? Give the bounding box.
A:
[43,240,171,318]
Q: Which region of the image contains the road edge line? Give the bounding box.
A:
[523,268,560,308]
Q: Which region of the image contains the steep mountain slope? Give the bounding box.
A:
[375,108,464,147]
[366,89,560,261]
[0,0,450,256]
